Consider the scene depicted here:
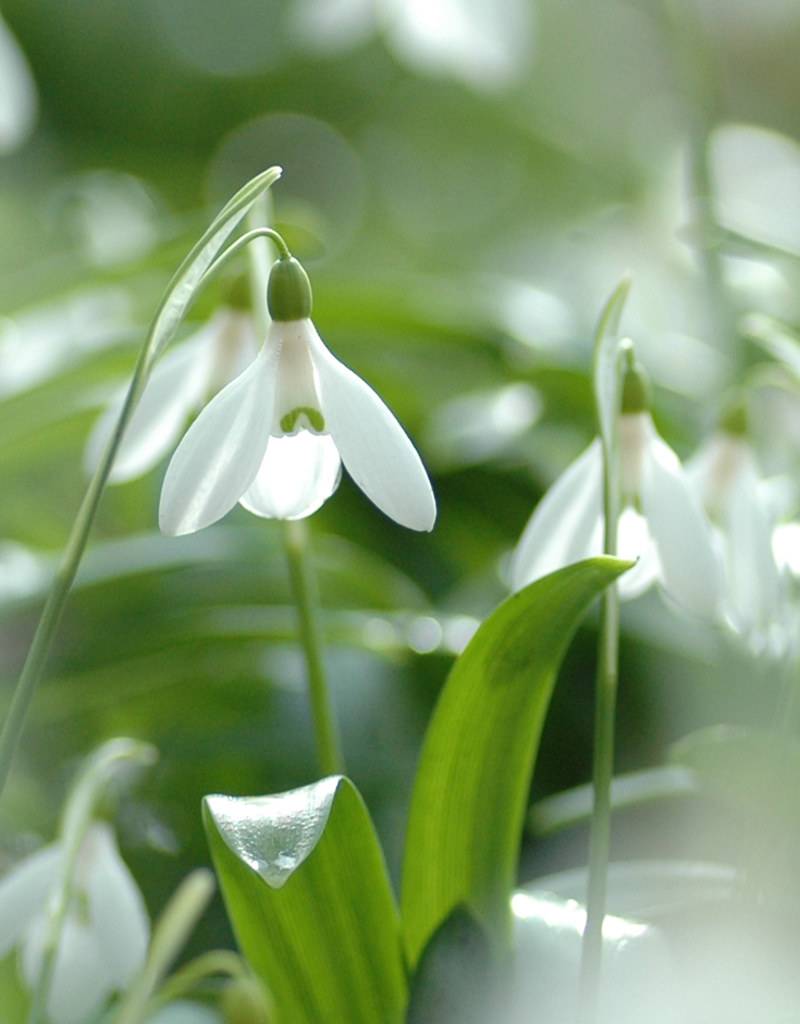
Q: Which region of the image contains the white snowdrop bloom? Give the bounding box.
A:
[0,13,37,153]
[688,406,787,653]
[86,306,259,484]
[158,254,436,536]
[0,823,149,1024]
[511,354,723,619]
[291,0,532,90]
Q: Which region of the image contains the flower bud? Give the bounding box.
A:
[267,256,312,322]
[221,976,274,1024]
[620,345,650,415]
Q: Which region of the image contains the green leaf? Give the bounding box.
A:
[145,166,281,366]
[743,312,800,380]
[671,724,800,824]
[203,776,407,1024]
[400,556,631,968]
[406,907,496,1024]
[528,765,697,837]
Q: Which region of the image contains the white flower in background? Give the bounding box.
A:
[687,403,787,653]
[290,0,533,91]
[158,254,436,535]
[511,350,723,619]
[0,823,149,1024]
[86,304,258,484]
[0,13,37,154]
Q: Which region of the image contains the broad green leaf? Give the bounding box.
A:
[528,765,697,837]
[406,907,496,1024]
[203,776,406,1024]
[401,556,631,967]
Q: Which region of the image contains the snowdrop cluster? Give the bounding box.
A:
[511,346,723,620]
[0,823,148,1024]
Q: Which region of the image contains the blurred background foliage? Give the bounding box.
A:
[2,0,800,958]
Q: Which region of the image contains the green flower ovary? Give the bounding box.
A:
[280,406,325,433]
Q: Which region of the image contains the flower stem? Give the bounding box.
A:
[578,358,623,1023]
[0,169,281,800]
[577,583,620,1022]
[282,519,344,776]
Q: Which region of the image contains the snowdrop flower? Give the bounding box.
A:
[0,13,37,153]
[86,302,258,484]
[511,349,723,619]
[0,823,149,1024]
[158,252,436,535]
[688,403,787,653]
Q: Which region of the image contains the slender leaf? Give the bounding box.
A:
[0,167,282,796]
[203,776,407,1024]
[671,724,800,824]
[401,556,631,968]
[592,275,631,451]
[528,765,697,837]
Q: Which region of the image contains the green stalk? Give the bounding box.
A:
[239,199,344,777]
[577,304,628,1022]
[282,519,344,776]
[0,167,282,800]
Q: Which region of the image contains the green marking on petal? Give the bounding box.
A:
[280,406,325,433]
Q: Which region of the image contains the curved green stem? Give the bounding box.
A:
[204,227,291,284]
[0,167,281,799]
[282,520,344,776]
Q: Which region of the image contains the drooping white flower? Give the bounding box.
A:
[511,353,723,619]
[687,404,787,653]
[158,254,436,535]
[0,14,37,154]
[0,823,149,1024]
[86,306,258,484]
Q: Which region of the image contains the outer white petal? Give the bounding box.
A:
[304,321,436,531]
[159,343,279,536]
[511,440,603,591]
[23,912,114,1024]
[0,15,37,153]
[641,434,723,619]
[0,843,61,957]
[616,508,660,602]
[240,433,342,521]
[725,460,783,636]
[85,331,213,484]
[83,824,149,989]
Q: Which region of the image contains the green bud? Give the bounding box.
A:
[221,976,273,1024]
[267,256,312,322]
[620,344,650,414]
[718,397,748,437]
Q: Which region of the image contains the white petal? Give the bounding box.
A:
[83,824,149,989]
[23,912,114,1024]
[725,461,784,636]
[159,343,279,536]
[0,15,37,153]
[511,440,603,590]
[0,843,61,957]
[85,331,213,484]
[641,435,723,619]
[616,508,660,601]
[304,321,436,531]
[240,433,342,521]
